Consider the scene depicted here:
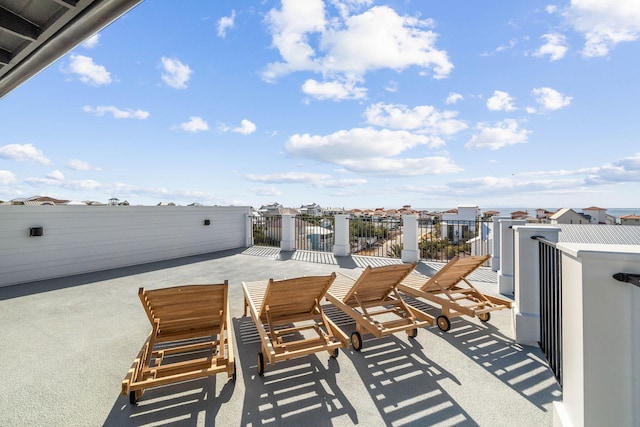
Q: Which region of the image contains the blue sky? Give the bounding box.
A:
[1,0,640,209]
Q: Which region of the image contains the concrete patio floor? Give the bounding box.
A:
[0,247,562,426]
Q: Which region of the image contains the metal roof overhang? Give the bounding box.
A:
[0,0,143,99]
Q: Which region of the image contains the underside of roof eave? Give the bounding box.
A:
[0,0,144,100]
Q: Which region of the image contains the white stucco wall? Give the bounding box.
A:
[553,243,640,427]
[0,205,250,287]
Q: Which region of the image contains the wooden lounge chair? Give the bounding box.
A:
[242,273,349,375]
[122,282,235,404]
[324,263,434,351]
[398,255,513,331]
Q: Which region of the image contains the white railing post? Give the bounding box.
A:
[280,214,296,251]
[553,244,640,427]
[511,225,560,346]
[333,214,350,256]
[491,215,510,271]
[401,214,419,263]
[245,214,254,247]
[497,219,526,294]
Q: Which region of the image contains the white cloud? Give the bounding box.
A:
[252,186,283,196]
[247,171,331,184]
[217,10,236,38]
[81,33,100,49]
[385,81,398,93]
[68,55,111,86]
[302,78,367,100]
[532,87,572,110]
[246,171,368,187]
[285,127,460,176]
[67,159,100,171]
[0,143,51,164]
[564,0,640,57]
[445,92,463,104]
[263,3,452,88]
[465,119,531,150]
[232,119,257,135]
[0,170,16,185]
[584,152,640,184]
[179,116,209,133]
[83,105,150,119]
[534,33,568,61]
[161,57,193,89]
[47,170,65,181]
[486,90,516,111]
[364,102,467,137]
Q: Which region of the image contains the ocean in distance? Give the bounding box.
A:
[418,207,640,218]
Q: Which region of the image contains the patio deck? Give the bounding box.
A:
[0,247,562,426]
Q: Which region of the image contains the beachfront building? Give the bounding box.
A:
[620,214,640,225]
[550,208,589,224]
[582,206,608,224]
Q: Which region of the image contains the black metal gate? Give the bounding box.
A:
[535,237,563,388]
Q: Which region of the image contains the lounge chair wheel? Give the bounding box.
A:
[257,352,265,376]
[351,331,363,352]
[436,315,451,332]
[407,328,418,338]
[232,364,237,382]
[330,348,339,358]
[129,390,139,406]
[478,312,491,322]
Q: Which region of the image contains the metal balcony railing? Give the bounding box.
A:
[418,218,493,263]
[295,214,335,252]
[349,216,404,258]
[534,236,563,388]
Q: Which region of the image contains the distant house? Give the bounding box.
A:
[510,210,529,220]
[12,195,70,206]
[582,206,608,224]
[482,210,501,219]
[299,203,323,216]
[442,205,479,244]
[550,208,589,224]
[535,208,555,221]
[258,202,284,216]
[619,214,640,225]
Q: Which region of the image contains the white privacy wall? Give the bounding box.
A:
[0,205,251,287]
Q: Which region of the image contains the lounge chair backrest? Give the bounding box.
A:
[139,282,228,337]
[259,273,336,321]
[420,255,490,291]
[343,263,417,305]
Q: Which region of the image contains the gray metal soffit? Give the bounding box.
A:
[0,0,143,99]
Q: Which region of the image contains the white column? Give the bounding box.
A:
[333,214,350,257]
[280,214,296,251]
[401,215,419,263]
[491,215,510,271]
[511,225,560,346]
[497,219,526,294]
[245,214,253,247]
[553,244,640,427]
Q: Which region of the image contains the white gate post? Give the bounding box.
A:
[401,215,419,263]
[333,214,350,257]
[498,219,526,294]
[280,214,296,251]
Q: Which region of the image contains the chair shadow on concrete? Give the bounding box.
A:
[234,315,358,426]
[404,295,563,411]
[322,304,478,427]
[103,375,235,426]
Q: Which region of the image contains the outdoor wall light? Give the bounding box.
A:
[204,219,211,226]
[29,227,44,237]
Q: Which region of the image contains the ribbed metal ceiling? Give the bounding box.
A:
[0,0,143,99]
